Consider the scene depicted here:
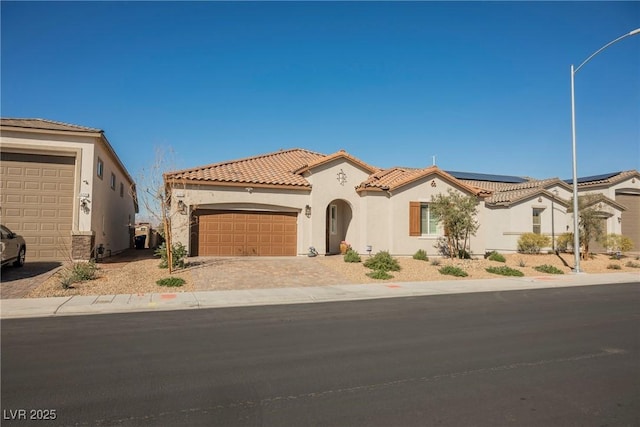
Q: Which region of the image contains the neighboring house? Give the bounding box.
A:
[164,148,639,257]
[0,118,138,261]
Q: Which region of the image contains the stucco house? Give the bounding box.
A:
[164,147,639,257]
[0,118,138,261]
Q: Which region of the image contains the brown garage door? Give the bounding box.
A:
[193,210,297,256]
[0,152,75,261]
[616,193,639,251]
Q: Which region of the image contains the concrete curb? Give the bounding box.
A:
[1,272,637,319]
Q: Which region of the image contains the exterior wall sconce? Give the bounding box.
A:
[245,187,253,194]
[618,217,622,224]
[305,205,312,217]
[177,200,187,215]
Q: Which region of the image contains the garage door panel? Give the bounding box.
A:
[616,193,639,250]
[0,155,75,261]
[196,210,297,256]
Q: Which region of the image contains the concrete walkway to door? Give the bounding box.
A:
[188,256,351,291]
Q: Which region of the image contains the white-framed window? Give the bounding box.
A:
[330,204,337,235]
[97,158,104,179]
[110,173,116,190]
[420,203,439,235]
[532,208,543,234]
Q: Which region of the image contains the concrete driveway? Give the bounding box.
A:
[1,262,62,299]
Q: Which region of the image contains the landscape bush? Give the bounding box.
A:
[60,261,98,289]
[625,261,640,268]
[556,233,574,252]
[156,277,186,287]
[343,248,361,263]
[155,242,187,269]
[413,249,429,261]
[606,263,622,270]
[430,258,441,266]
[518,259,527,267]
[600,233,633,253]
[366,269,394,280]
[533,264,564,274]
[363,251,400,272]
[486,266,524,277]
[438,265,468,277]
[486,251,506,263]
[517,233,551,254]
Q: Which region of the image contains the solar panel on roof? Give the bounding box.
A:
[446,170,527,183]
[563,171,621,184]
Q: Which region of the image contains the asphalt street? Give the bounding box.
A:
[2,283,639,426]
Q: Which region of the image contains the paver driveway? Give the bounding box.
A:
[188,256,351,291]
[1,262,62,299]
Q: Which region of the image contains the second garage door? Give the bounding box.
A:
[194,210,297,256]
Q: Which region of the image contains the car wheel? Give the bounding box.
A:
[13,247,25,267]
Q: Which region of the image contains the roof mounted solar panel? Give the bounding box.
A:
[564,171,621,184]
[446,171,528,183]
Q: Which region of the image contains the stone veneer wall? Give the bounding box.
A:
[71,232,95,261]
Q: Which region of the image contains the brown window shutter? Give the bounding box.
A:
[409,201,421,236]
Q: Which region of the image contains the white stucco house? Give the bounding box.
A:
[0,118,138,261]
[164,148,639,257]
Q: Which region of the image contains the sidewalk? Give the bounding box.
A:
[1,272,638,319]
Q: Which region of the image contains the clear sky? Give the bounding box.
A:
[2,1,639,180]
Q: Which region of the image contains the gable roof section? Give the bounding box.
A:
[357,166,490,197]
[164,148,326,189]
[294,149,379,175]
[1,117,102,134]
[567,193,627,213]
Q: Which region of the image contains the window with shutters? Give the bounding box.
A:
[409,202,440,236]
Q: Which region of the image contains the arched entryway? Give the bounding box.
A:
[325,199,353,254]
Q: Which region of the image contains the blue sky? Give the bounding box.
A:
[2,1,639,180]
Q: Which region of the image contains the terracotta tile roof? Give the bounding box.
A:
[357,166,490,196]
[165,148,326,188]
[294,149,379,174]
[0,118,102,133]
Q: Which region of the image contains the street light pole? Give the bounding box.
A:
[570,28,640,273]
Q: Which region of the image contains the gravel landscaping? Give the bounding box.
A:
[24,251,639,299]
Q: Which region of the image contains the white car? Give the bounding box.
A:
[1,225,26,267]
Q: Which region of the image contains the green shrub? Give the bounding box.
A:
[343,248,361,263]
[534,264,564,274]
[366,269,394,280]
[625,261,640,268]
[413,249,429,261]
[155,242,187,269]
[60,261,98,289]
[156,277,186,287]
[363,251,400,272]
[458,249,471,259]
[517,233,551,254]
[556,233,574,252]
[430,258,441,266]
[607,263,622,270]
[600,233,634,253]
[439,265,468,277]
[486,266,524,277]
[487,251,506,263]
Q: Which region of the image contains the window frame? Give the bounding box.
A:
[120,182,124,197]
[329,204,337,235]
[110,173,116,191]
[532,208,543,234]
[97,158,104,179]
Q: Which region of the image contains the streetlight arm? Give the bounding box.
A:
[574,28,640,74]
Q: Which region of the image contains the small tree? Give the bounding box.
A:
[430,189,480,259]
[570,194,606,260]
